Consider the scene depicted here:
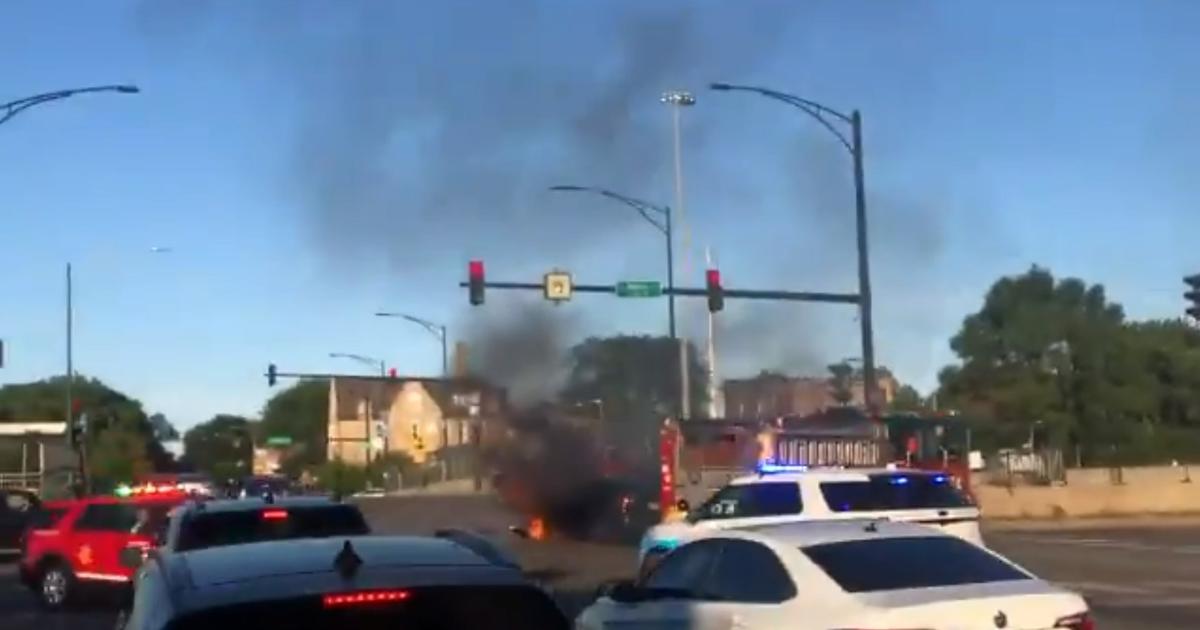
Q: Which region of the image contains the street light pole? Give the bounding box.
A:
[329,352,386,377]
[548,186,675,340]
[1,85,140,127]
[710,82,879,414]
[374,313,449,378]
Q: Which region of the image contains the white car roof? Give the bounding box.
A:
[708,518,949,548]
[729,467,943,484]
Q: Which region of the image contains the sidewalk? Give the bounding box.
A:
[984,514,1200,531]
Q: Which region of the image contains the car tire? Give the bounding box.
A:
[37,561,74,610]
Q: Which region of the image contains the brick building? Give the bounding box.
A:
[722,370,898,418]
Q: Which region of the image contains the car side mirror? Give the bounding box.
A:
[675,499,690,513]
[119,545,146,570]
[605,580,643,603]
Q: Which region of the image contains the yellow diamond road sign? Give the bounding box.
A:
[544,271,573,302]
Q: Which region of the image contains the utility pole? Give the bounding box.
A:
[663,89,695,419]
[850,111,878,413]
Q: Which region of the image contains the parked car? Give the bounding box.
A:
[580,520,1093,630]
[0,488,41,553]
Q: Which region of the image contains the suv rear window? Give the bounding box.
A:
[819,474,974,512]
[690,482,802,522]
[803,536,1030,593]
[176,505,369,552]
[27,507,68,530]
[164,584,568,630]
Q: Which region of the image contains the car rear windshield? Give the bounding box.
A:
[690,482,802,522]
[819,474,974,512]
[803,536,1031,593]
[164,584,568,630]
[176,505,369,552]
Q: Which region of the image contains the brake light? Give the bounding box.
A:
[261,509,288,520]
[323,589,410,607]
[1054,612,1095,630]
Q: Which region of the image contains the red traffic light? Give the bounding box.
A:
[468,260,485,305]
[706,269,724,313]
[388,367,397,378]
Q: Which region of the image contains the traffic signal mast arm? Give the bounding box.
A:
[456,279,859,304]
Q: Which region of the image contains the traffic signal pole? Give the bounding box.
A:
[457,279,859,304]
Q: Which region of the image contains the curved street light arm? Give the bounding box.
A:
[549,185,668,234]
[709,82,854,154]
[1,85,139,127]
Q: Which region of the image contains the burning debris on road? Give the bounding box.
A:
[484,405,659,543]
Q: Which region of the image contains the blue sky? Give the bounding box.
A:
[2,1,1198,431]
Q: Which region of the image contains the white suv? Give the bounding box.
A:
[639,466,981,569]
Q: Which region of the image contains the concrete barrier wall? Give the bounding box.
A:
[976,465,1200,519]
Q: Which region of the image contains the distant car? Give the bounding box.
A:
[578,520,1093,630]
[238,475,293,499]
[18,491,190,609]
[114,496,373,629]
[639,465,982,572]
[158,496,370,552]
[123,534,569,630]
[0,488,41,553]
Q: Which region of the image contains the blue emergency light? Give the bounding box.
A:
[888,476,910,485]
[755,462,810,474]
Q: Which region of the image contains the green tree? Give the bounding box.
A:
[827,362,855,406]
[260,379,329,473]
[890,384,927,413]
[182,415,254,481]
[937,266,1141,454]
[560,335,708,449]
[0,375,171,473]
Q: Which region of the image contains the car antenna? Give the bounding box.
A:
[334,540,363,579]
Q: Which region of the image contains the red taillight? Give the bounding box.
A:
[323,589,410,607]
[261,509,288,520]
[1055,612,1095,630]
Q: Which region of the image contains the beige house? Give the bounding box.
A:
[326,377,505,467]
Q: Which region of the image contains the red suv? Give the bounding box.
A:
[19,492,189,609]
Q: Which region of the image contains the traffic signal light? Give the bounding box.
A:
[468,260,485,305]
[267,363,278,387]
[706,268,724,313]
[1187,274,1200,319]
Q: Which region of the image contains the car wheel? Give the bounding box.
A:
[38,562,74,610]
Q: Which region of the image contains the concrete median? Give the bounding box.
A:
[977,465,1200,520]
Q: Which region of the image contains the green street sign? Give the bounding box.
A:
[265,436,292,446]
[616,280,663,298]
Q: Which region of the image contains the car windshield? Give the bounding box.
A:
[688,482,802,523]
[802,536,1031,593]
[163,584,568,630]
[175,505,369,552]
[819,474,975,512]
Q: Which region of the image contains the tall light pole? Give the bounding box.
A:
[710,82,879,414]
[66,246,170,493]
[329,352,386,377]
[2,85,139,127]
[374,313,448,378]
[662,89,696,419]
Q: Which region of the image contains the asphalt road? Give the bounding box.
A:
[1,495,1198,629]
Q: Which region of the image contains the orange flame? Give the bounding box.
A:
[528,517,547,541]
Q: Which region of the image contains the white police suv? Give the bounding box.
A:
[640,464,982,573]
